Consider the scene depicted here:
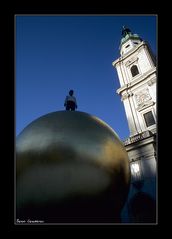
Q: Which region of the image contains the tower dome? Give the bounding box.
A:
[120,26,142,55]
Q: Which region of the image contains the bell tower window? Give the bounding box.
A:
[131,65,139,77]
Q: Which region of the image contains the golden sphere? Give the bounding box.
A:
[16,111,130,223]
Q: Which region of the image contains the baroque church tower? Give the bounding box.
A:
[112,27,157,223]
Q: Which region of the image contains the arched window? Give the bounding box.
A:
[131,65,139,77]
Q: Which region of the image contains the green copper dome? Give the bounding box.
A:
[120,26,142,49]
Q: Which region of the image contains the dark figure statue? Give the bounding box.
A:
[64,90,77,111]
[122,26,132,37]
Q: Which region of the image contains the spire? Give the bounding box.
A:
[119,26,142,53]
[122,26,132,37]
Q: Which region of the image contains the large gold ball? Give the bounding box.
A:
[16,111,130,223]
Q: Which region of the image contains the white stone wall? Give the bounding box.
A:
[137,46,154,74]
[113,40,156,136]
[113,42,156,86]
[115,62,125,86]
[126,137,156,179]
[141,158,157,178]
[114,35,157,222]
[122,97,138,135]
[120,39,142,55]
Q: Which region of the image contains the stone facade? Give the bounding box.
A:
[113,40,156,137]
[112,29,157,223]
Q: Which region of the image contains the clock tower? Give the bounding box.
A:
[112,27,157,223]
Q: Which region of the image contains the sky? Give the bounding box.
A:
[16,15,157,140]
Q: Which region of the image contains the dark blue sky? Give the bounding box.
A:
[16,15,157,140]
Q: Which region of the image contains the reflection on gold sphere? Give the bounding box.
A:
[16,111,130,223]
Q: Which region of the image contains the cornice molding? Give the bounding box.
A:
[112,41,147,67]
[116,68,156,95]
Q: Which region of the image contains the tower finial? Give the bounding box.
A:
[122,26,132,37]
